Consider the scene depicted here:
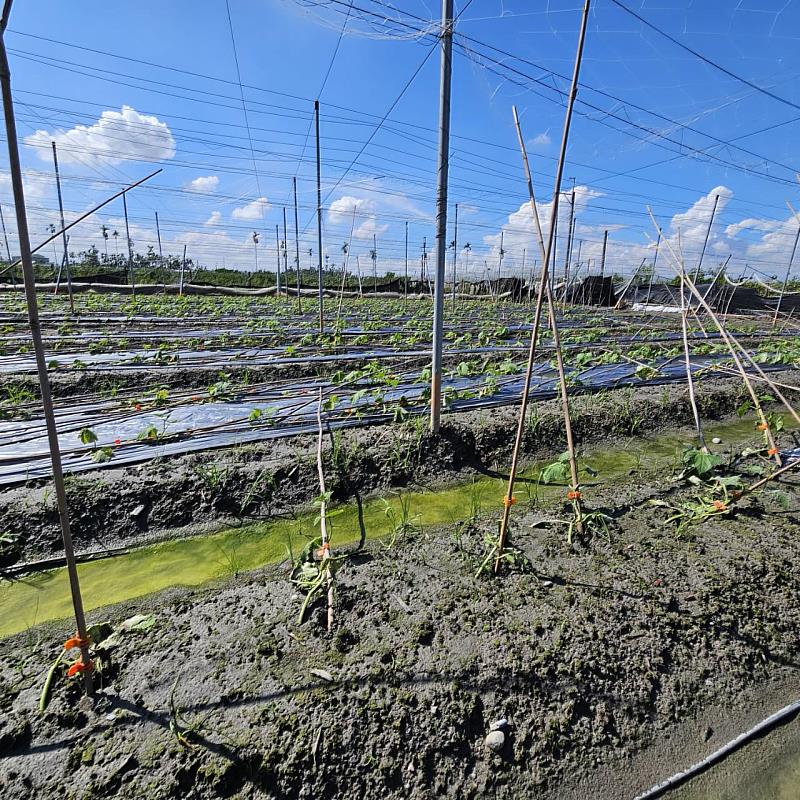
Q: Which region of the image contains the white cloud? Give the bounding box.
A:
[187,175,219,193]
[327,195,374,225]
[354,216,389,240]
[205,211,222,226]
[530,131,551,147]
[25,105,176,166]
[231,197,269,220]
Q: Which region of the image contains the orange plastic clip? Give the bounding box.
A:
[67,658,94,677]
[757,422,769,431]
[567,490,582,501]
[712,500,727,512]
[767,447,779,456]
[502,495,516,508]
[63,633,91,651]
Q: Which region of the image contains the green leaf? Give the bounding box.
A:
[79,427,97,445]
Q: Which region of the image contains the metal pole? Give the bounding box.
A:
[404,220,408,302]
[429,0,454,433]
[282,206,289,299]
[122,191,135,296]
[51,141,74,313]
[599,230,608,280]
[451,202,458,311]
[563,186,575,292]
[155,211,163,264]
[372,233,377,293]
[179,244,187,296]
[275,224,282,297]
[0,201,13,288]
[315,100,324,332]
[773,225,800,328]
[693,192,719,285]
[646,233,660,306]
[293,177,302,313]
[0,4,92,693]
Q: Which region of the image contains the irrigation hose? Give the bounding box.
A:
[633,698,800,799]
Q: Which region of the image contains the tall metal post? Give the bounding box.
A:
[293,177,302,313]
[122,191,135,296]
[0,202,13,287]
[155,211,163,265]
[429,0,454,433]
[372,233,377,293]
[179,244,187,296]
[314,100,324,332]
[773,225,800,327]
[404,220,408,301]
[693,193,719,285]
[599,229,608,280]
[563,185,575,290]
[0,1,92,693]
[51,141,74,313]
[451,202,458,310]
[282,206,289,299]
[275,223,282,296]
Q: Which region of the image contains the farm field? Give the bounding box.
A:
[4,0,800,797]
[3,288,800,799]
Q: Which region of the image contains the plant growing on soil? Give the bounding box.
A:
[381,494,420,548]
[168,675,214,748]
[39,615,155,712]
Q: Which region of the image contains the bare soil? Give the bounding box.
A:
[2,449,800,799]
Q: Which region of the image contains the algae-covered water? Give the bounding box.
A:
[0,417,777,638]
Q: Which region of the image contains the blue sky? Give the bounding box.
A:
[3,0,800,281]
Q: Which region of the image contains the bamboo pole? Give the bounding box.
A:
[494,0,591,570]
[676,242,708,452]
[648,210,780,463]
[0,0,92,694]
[316,389,334,631]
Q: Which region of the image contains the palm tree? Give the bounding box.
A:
[112,230,119,257]
[101,224,109,259]
[252,231,260,271]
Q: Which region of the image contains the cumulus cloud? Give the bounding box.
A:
[354,217,389,240]
[25,106,176,166]
[205,211,222,226]
[232,197,269,220]
[327,195,374,225]
[187,175,219,193]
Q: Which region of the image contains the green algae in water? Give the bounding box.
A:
[0,417,778,638]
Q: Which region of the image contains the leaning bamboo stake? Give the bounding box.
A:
[544,279,584,531]
[676,240,708,452]
[648,210,780,463]
[512,106,583,534]
[316,389,334,631]
[0,0,93,694]
[494,0,591,571]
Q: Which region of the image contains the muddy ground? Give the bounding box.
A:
[4,369,794,567]
[2,439,800,799]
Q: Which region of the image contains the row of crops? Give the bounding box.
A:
[1,292,798,484]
